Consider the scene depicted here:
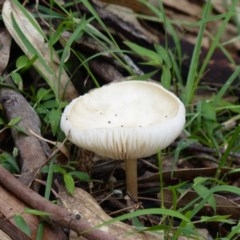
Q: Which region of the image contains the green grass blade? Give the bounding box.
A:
[182,1,212,104]
[98,208,193,229]
[198,0,238,85]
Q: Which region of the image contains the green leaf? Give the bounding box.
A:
[11,72,23,90]
[48,109,61,136]
[131,216,144,228]
[216,99,240,113]
[42,100,59,109]
[24,208,50,217]
[174,138,198,162]
[193,183,216,213]
[182,1,212,104]
[64,172,75,195]
[155,44,172,68]
[0,117,5,125]
[161,66,171,89]
[129,70,159,81]
[0,152,20,173]
[70,171,91,182]
[41,164,66,174]
[227,221,240,239]
[99,208,193,228]
[35,106,49,115]
[124,41,162,65]
[16,55,29,69]
[200,215,234,224]
[36,88,53,102]
[14,214,31,237]
[201,100,216,122]
[190,184,240,218]
[7,116,21,127]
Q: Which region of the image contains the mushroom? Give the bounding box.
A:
[60,80,185,199]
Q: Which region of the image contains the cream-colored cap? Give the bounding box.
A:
[61,80,185,160]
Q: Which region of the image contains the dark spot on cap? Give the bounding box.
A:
[108,121,111,124]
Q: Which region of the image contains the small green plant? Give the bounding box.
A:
[0,149,20,174]
[41,163,90,195]
[13,208,51,238]
[14,214,31,237]
[30,87,66,137]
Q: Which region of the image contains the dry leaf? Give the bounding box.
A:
[58,186,208,240]
[2,0,78,101]
[58,186,162,240]
[99,0,159,16]
[93,0,158,44]
[0,29,11,75]
[163,0,202,18]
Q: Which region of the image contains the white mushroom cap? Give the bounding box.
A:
[61,80,185,160]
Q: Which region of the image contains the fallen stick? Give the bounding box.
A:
[0,166,114,240]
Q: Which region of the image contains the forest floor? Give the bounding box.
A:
[0,0,240,239]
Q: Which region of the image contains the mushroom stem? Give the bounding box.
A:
[125,158,138,199]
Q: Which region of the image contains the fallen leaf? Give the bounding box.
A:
[58,186,162,240]
[2,0,78,101]
[0,29,11,75]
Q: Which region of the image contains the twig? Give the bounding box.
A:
[0,166,115,240]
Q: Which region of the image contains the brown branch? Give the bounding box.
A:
[0,183,67,240]
[0,166,115,240]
